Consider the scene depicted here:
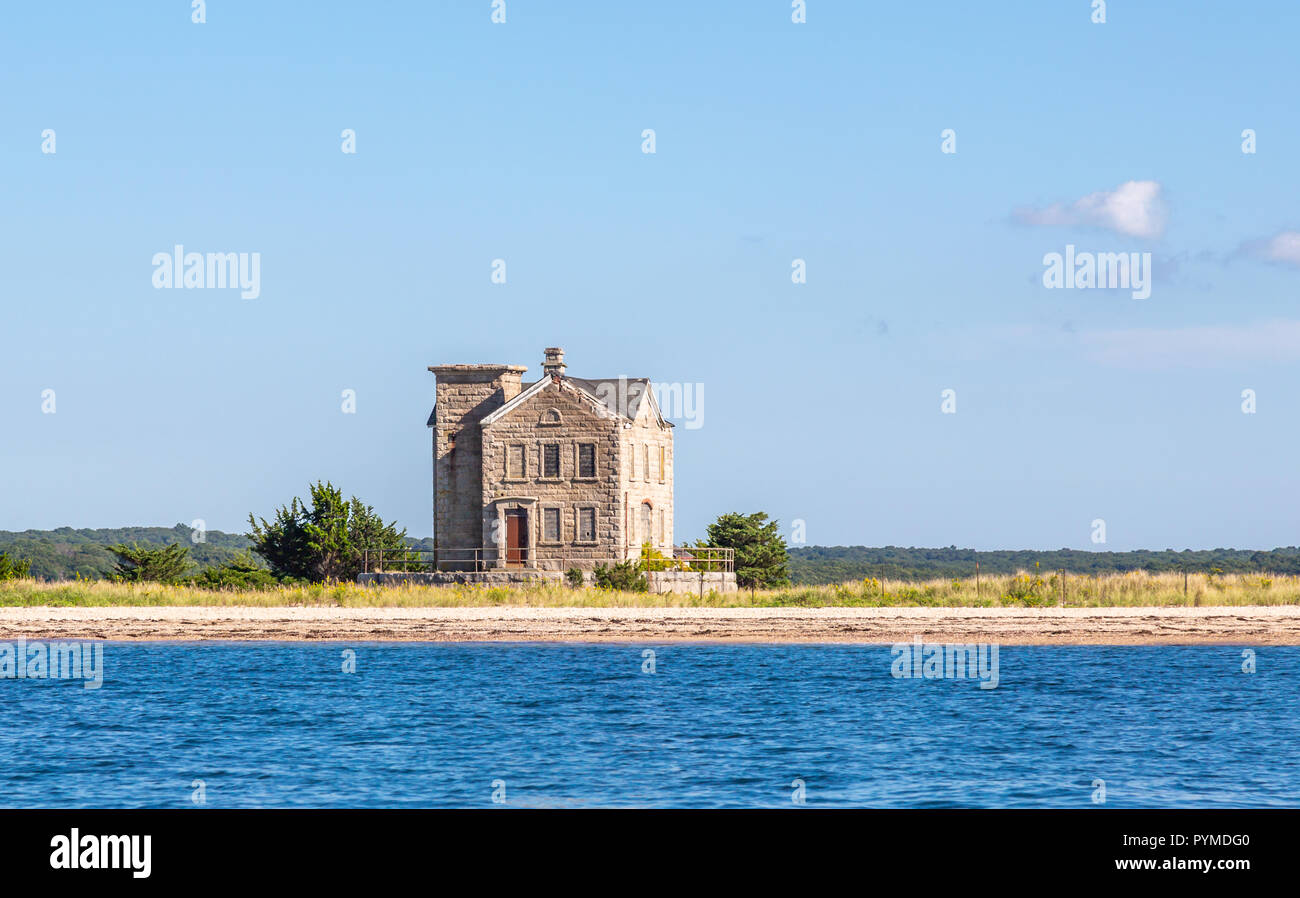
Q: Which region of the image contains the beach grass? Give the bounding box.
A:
[2,570,1298,608]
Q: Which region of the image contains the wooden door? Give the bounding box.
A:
[506,509,528,567]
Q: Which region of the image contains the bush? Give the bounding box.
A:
[637,543,684,572]
[192,552,280,591]
[0,551,32,581]
[1002,573,1054,607]
[565,567,585,588]
[108,542,192,583]
[592,561,647,591]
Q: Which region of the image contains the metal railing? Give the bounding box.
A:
[664,546,734,573]
[360,545,734,574]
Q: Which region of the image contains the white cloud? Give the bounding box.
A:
[1081,319,1300,367]
[1014,180,1166,239]
[1240,230,1300,267]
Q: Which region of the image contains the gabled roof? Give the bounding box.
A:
[565,377,655,422]
[479,375,668,428]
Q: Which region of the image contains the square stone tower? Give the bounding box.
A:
[428,363,527,560]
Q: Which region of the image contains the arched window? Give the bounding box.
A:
[639,502,653,546]
[540,407,561,425]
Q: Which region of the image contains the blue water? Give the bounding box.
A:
[2,643,1297,808]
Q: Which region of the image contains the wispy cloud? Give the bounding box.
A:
[1081,319,1300,367]
[935,319,1300,368]
[1237,230,1300,268]
[1013,180,1167,239]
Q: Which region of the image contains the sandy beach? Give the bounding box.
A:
[3,604,1300,644]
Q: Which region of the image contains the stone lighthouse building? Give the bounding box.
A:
[428,348,674,571]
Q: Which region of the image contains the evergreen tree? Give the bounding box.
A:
[702,512,790,589]
[108,542,192,582]
[247,481,409,582]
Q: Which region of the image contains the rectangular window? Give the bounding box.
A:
[658,446,666,483]
[643,444,650,481]
[542,443,560,478]
[507,444,525,479]
[543,507,561,542]
[658,509,665,545]
[577,443,596,478]
[577,508,596,542]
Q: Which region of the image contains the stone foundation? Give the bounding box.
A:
[358,569,738,595]
[646,570,738,595]
[358,570,563,588]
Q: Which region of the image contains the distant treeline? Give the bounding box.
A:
[0,526,441,581]
[0,525,256,581]
[6,527,1300,584]
[789,545,1300,584]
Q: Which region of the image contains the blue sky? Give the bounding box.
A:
[3,1,1299,551]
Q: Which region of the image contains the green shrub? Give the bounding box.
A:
[0,551,32,581]
[108,542,192,583]
[1002,573,1054,606]
[565,567,585,588]
[592,561,647,592]
[192,552,280,591]
[637,543,687,572]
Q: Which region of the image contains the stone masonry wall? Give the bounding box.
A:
[480,378,625,570]
[431,365,525,567]
[619,390,674,561]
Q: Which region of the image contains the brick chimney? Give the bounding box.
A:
[542,347,566,378]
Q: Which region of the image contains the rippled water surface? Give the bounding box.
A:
[2,642,1296,808]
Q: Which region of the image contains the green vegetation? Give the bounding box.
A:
[702,512,790,589]
[7,519,1300,590]
[592,560,647,591]
[637,543,683,571]
[109,542,193,583]
[788,545,1300,584]
[192,552,280,591]
[0,485,416,585]
[4,570,1299,608]
[0,551,32,581]
[247,481,411,582]
[0,525,253,581]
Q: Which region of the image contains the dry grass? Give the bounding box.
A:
[2,570,1298,608]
